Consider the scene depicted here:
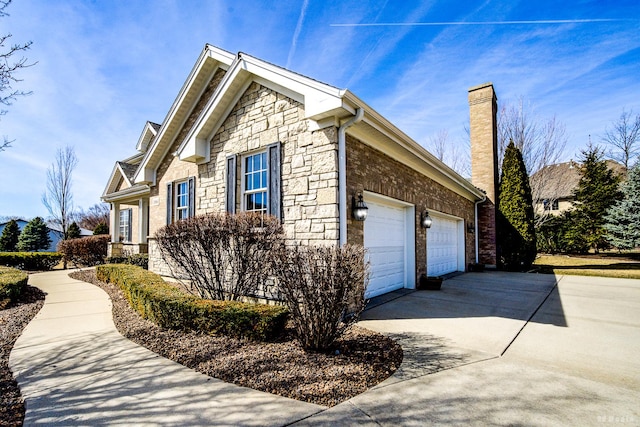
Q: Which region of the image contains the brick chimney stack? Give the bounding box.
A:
[469,83,498,267]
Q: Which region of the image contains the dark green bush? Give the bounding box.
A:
[0,252,63,271]
[0,266,28,308]
[106,254,148,269]
[96,264,288,341]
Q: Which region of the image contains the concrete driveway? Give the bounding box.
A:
[295,272,640,426]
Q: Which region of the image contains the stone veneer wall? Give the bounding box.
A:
[345,135,476,279]
[148,80,341,274]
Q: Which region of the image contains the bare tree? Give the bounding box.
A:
[74,203,110,230]
[601,109,640,170]
[42,146,78,241]
[426,129,471,177]
[498,97,568,225]
[1,0,35,152]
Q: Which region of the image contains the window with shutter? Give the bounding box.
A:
[167,177,196,223]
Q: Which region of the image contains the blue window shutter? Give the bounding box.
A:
[188,176,195,218]
[268,142,282,221]
[226,155,237,213]
[166,182,173,225]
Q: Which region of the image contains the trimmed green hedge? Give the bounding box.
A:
[95,264,288,341]
[0,266,28,308]
[0,252,63,271]
[106,254,148,269]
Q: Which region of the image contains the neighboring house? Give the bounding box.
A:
[102,44,500,298]
[531,160,626,216]
[0,220,91,252]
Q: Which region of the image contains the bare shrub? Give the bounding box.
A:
[155,212,283,301]
[57,235,109,267]
[272,244,369,351]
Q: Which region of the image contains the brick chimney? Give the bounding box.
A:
[469,83,498,267]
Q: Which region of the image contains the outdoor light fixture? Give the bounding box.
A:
[467,222,475,233]
[421,211,433,229]
[352,193,368,221]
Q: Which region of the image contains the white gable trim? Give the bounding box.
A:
[176,53,353,164]
[134,45,235,184]
[102,162,134,197]
[136,121,159,152]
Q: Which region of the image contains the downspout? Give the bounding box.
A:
[338,108,364,245]
[474,194,486,263]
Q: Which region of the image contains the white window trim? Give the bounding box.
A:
[175,180,189,220]
[119,209,132,242]
[240,150,268,213]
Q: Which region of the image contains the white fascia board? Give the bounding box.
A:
[240,55,346,119]
[102,163,121,197]
[101,184,151,203]
[134,46,234,184]
[135,122,158,152]
[176,59,251,162]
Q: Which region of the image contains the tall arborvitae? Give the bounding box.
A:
[604,162,640,250]
[0,219,20,251]
[17,217,51,252]
[571,145,622,253]
[498,140,537,270]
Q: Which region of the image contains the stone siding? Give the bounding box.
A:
[346,135,476,279]
[148,80,340,275]
[198,82,339,245]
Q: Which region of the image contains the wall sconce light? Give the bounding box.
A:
[352,193,368,221]
[421,211,433,228]
[467,222,475,233]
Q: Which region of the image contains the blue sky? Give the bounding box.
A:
[1,0,638,219]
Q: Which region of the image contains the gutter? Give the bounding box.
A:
[338,108,364,245]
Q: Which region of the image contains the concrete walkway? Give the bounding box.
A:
[9,270,323,426]
[10,270,640,426]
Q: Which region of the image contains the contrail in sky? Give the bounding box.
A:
[330,19,628,27]
[287,0,309,69]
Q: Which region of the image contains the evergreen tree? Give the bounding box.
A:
[17,217,51,252]
[67,222,81,239]
[604,162,640,250]
[569,145,622,253]
[498,140,537,270]
[93,222,109,235]
[0,219,20,251]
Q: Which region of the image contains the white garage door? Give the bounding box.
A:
[427,214,462,277]
[364,200,408,298]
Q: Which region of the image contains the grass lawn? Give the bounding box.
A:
[534,253,640,279]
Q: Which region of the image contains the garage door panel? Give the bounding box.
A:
[427,215,462,277]
[364,200,408,298]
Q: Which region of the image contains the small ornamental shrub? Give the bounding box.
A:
[57,235,109,267]
[96,264,287,341]
[272,244,369,351]
[0,252,63,271]
[0,266,28,308]
[155,212,284,301]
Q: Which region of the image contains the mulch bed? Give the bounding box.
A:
[0,285,45,427]
[69,270,403,407]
